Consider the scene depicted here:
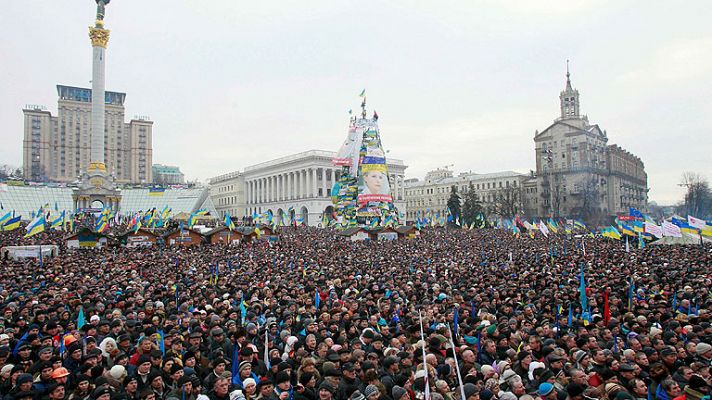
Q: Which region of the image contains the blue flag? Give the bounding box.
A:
[629,207,644,218]
[579,263,587,312]
[314,288,320,309]
[568,304,573,327]
[231,344,240,385]
[77,307,86,329]
[672,290,677,313]
[453,306,459,339]
[240,295,247,325]
[157,329,165,355]
[12,332,29,357]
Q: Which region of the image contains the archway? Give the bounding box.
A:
[300,206,309,226]
[324,205,334,221]
[90,199,104,210]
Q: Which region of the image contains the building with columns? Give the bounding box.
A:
[209,150,407,226]
[404,168,533,222]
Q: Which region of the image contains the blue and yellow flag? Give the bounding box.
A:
[2,216,21,231]
[224,212,235,231]
[24,215,46,238]
[50,211,65,230]
[0,212,11,227]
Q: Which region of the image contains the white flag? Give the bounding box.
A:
[688,215,707,230]
[538,221,549,237]
[662,221,682,238]
[644,222,663,238]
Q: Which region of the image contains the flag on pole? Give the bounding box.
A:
[231,343,240,385]
[446,323,467,400]
[77,307,86,329]
[24,214,46,238]
[264,328,271,369]
[579,263,587,312]
[452,306,459,339]
[418,312,431,400]
[314,288,321,309]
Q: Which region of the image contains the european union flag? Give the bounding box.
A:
[629,207,644,218]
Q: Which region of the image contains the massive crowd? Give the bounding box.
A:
[0,227,709,400]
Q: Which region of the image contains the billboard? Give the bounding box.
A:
[357,128,392,204]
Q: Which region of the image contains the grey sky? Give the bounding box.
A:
[1,1,710,204]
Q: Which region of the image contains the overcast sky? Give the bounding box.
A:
[1,1,710,204]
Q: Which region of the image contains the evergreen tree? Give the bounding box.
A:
[447,185,462,225]
[462,182,483,226]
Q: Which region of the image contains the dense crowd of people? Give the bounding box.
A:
[0,226,709,400]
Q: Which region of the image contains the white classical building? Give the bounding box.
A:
[209,150,407,226]
[404,168,534,222]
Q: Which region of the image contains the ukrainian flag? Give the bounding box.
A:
[224,212,235,231]
[574,220,587,231]
[547,218,559,233]
[601,226,622,240]
[188,213,197,228]
[620,223,636,237]
[2,216,21,231]
[24,215,46,238]
[50,211,65,230]
[0,211,11,227]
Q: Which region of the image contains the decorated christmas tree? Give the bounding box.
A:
[330,93,400,229]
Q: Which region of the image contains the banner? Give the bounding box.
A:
[644,222,662,238]
[688,215,707,230]
[661,221,682,238]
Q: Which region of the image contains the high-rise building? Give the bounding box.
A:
[533,65,647,221]
[22,86,153,184]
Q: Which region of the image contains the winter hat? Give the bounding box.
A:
[538,383,554,397]
[0,364,14,375]
[17,374,33,385]
[695,342,711,356]
[274,371,290,385]
[392,386,408,400]
[319,381,336,394]
[109,365,127,381]
[239,361,252,373]
[364,385,380,398]
[566,383,585,398]
[350,391,366,400]
[243,378,256,388]
[463,383,478,399]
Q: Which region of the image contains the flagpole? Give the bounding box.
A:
[418,311,431,400]
[446,323,466,400]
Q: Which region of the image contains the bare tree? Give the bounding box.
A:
[0,164,21,180]
[540,175,563,217]
[574,176,604,225]
[678,172,712,218]
[493,186,523,218]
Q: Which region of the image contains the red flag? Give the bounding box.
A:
[603,290,610,327]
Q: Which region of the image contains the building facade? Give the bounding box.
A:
[209,171,245,220]
[404,168,532,222]
[209,150,407,226]
[533,69,647,221]
[152,164,185,184]
[22,85,153,184]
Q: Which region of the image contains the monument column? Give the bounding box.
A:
[88,1,111,168]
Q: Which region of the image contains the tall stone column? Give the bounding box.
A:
[321,169,327,198]
[89,21,110,166]
[301,170,305,199]
[311,168,317,198]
